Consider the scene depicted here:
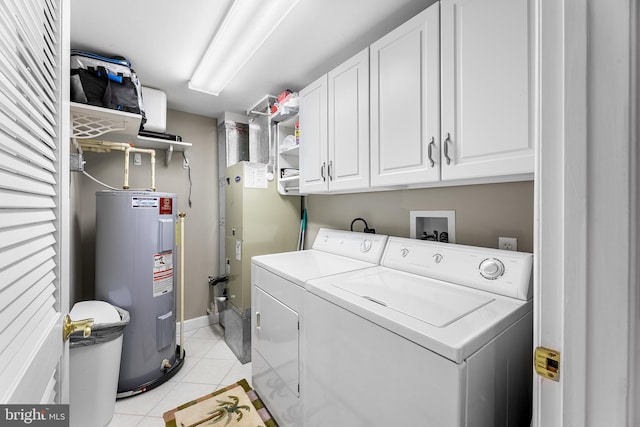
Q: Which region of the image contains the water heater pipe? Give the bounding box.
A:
[123,146,156,191]
[178,211,186,359]
[77,140,156,191]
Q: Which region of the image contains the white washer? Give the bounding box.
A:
[251,228,388,427]
[304,237,534,427]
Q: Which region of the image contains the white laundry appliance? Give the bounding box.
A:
[303,237,534,427]
[250,228,388,427]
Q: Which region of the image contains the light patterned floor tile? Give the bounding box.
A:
[147,382,220,417]
[191,324,224,340]
[180,358,236,385]
[134,416,165,427]
[175,328,197,341]
[182,336,217,358]
[220,361,253,387]
[105,412,143,427]
[167,354,199,383]
[113,381,176,416]
[203,339,237,360]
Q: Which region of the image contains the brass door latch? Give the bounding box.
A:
[63,314,94,342]
[534,346,560,381]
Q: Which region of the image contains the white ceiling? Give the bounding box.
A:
[70,0,431,120]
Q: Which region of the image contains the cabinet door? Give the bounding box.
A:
[370,4,440,187]
[441,0,533,181]
[299,74,329,193]
[328,48,370,191]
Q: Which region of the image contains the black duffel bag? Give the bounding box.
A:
[70,50,146,125]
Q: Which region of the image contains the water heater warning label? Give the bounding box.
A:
[160,197,172,214]
[153,252,174,297]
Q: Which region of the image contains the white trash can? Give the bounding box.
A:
[69,301,129,427]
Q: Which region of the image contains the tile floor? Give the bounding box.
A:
[107,323,251,427]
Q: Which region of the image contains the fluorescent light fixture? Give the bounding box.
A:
[189,0,300,96]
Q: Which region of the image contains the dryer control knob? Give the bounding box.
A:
[479,258,505,280]
[360,239,372,252]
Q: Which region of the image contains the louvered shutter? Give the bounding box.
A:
[0,0,67,403]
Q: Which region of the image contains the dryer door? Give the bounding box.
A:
[253,285,299,397]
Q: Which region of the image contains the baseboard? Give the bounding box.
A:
[177,313,218,333]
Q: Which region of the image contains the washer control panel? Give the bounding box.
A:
[382,237,533,300]
[312,228,388,264]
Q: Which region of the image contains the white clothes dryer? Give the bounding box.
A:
[250,228,388,427]
[303,237,534,427]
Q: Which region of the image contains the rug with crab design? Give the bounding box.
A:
[163,379,278,427]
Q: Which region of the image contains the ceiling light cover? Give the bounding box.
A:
[189,0,300,96]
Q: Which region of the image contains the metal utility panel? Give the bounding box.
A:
[224,161,300,314]
[94,190,177,394]
[219,119,249,167]
[247,95,275,168]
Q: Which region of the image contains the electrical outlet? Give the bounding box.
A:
[499,237,518,251]
[183,157,190,169]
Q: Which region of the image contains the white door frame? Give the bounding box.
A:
[533,0,638,425]
[57,0,71,403]
[629,2,640,424]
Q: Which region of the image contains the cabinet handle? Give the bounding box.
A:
[321,162,326,182]
[256,312,260,330]
[443,133,452,165]
[328,160,333,180]
[427,137,435,167]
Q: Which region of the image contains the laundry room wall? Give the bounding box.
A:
[71,109,219,321]
[304,181,534,252]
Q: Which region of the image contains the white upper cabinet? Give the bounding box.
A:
[299,74,329,193]
[328,48,370,191]
[300,0,533,193]
[440,0,533,181]
[370,5,441,187]
[300,48,370,193]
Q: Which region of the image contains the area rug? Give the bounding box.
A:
[163,379,278,427]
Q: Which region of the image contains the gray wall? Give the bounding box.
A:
[304,181,534,252]
[71,109,219,321]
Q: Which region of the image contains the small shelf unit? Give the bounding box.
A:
[270,106,299,124]
[279,145,299,156]
[273,110,300,195]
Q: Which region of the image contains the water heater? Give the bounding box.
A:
[95,190,182,397]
